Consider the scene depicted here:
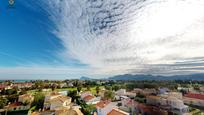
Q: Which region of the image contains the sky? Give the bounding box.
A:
[0,0,204,79]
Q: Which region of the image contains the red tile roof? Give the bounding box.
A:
[83,95,95,102]
[7,102,21,108]
[137,103,167,114]
[107,108,129,115]
[0,84,7,89]
[185,93,204,100]
[96,100,111,108]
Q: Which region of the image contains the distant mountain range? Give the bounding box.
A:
[80,73,204,81]
[108,73,204,81]
[80,76,92,80]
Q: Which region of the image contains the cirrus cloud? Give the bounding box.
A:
[22,0,204,77]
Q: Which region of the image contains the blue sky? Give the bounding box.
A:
[0,0,88,79]
[0,0,59,66]
[1,0,204,79]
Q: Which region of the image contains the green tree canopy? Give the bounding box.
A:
[104,91,115,100]
[31,92,45,109]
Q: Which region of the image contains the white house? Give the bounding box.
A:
[44,92,71,110]
[116,89,126,96]
[80,91,92,99]
[83,96,101,105]
[50,96,71,110]
[96,100,118,115]
[167,96,189,114]
[120,98,135,113]
[169,92,183,99]
[58,91,68,96]
[18,94,34,104]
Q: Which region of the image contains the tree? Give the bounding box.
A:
[51,84,56,91]
[96,86,100,95]
[34,81,44,91]
[68,90,78,102]
[80,101,96,115]
[87,86,91,91]
[104,91,114,100]
[5,89,18,95]
[0,97,8,109]
[134,92,146,103]
[31,92,45,109]
[19,90,27,95]
[22,100,30,106]
[77,85,82,93]
[105,85,112,90]
[7,94,19,103]
[112,85,120,91]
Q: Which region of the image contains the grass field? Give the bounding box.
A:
[28,86,104,95]
[56,86,104,95]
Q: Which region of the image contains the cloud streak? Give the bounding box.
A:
[19,0,204,77]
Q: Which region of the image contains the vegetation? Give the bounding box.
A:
[77,99,96,115]
[77,85,82,93]
[96,86,100,95]
[104,90,115,100]
[0,97,8,109]
[31,92,45,110]
[134,92,146,103]
[1,79,204,114]
[67,90,78,102]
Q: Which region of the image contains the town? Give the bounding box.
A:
[0,80,204,115]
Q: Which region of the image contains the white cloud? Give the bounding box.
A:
[19,0,204,77]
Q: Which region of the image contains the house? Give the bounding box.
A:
[133,88,156,96]
[115,89,127,100]
[5,94,34,111]
[159,88,170,94]
[44,92,71,110]
[0,84,6,91]
[30,107,83,115]
[146,96,162,106]
[55,108,84,115]
[96,100,118,115]
[126,91,136,98]
[44,92,61,108]
[168,92,183,99]
[0,84,12,90]
[83,95,101,105]
[31,92,82,115]
[167,96,189,114]
[120,98,136,114]
[116,89,126,96]
[58,91,68,96]
[177,87,193,93]
[5,102,30,111]
[18,94,34,104]
[143,88,157,95]
[68,82,74,87]
[50,96,71,110]
[183,93,204,107]
[146,95,188,115]
[133,88,143,94]
[199,86,204,93]
[136,103,168,115]
[59,83,67,88]
[107,108,129,115]
[80,91,92,99]
[12,82,33,89]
